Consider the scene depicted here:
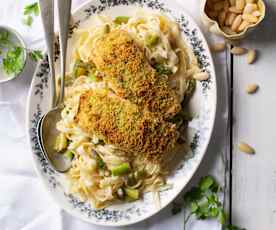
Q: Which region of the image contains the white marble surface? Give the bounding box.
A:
[0,1,230,230]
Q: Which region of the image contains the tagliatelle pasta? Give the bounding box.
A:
[55,10,200,209]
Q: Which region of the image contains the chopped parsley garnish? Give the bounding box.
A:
[96,154,105,169]
[172,175,245,230]
[182,79,196,106]
[23,2,39,27]
[0,30,43,76]
[3,47,24,75]
[0,30,12,48]
[153,63,173,76]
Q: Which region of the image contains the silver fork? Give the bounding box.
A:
[39,0,72,108]
[39,0,56,108]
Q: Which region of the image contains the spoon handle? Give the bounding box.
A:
[39,0,56,109]
[57,0,72,106]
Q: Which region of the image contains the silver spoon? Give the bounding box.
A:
[38,0,72,173]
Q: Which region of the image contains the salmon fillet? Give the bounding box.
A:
[74,90,178,162]
[91,30,181,118]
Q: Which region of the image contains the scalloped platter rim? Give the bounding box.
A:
[26,0,217,226]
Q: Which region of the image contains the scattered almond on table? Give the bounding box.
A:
[246,83,259,94]
[205,0,262,35]
[247,49,257,63]
[231,46,247,55]
[238,142,255,154]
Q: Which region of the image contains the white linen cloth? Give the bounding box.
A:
[0,0,228,229]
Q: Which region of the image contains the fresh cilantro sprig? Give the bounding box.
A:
[23,2,39,27]
[184,176,225,223]
[172,175,245,230]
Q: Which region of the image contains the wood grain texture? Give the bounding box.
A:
[232,0,276,228]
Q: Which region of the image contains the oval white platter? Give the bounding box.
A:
[26,0,217,226]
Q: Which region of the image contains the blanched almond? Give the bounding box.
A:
[243,3,258,14]
[229,6,243,13]
[222,26,237,35]
[214,1,225,11]
[242,13,259,23]
[238,20,250,31]
[193,72,209,81]
[247,49,257,64]
[231,46,247,55]
[252,10,261,17]
[225,12,231,26]
[226,12,237,26]
[218,11,227,26]
[211,42,226,52]
[231,15,243,32]
[246,83,259,94]
[238,142,255,154]
[236,0,246,10]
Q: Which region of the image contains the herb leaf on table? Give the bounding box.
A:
[24,2,39,16]
[23,2,39,27]
[29,50,43,62]
[22,15,34,27]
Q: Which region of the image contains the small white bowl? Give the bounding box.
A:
[0,25,27,84]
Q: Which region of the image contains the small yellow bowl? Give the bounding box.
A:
[200,0,266,40]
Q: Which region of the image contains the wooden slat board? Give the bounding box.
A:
[232,0,276,228]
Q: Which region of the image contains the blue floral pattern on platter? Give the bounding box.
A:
[27,0,216,226]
